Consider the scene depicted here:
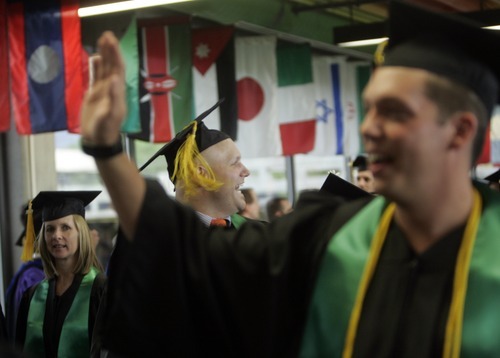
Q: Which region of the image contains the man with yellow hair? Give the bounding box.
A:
[139,102,251,228]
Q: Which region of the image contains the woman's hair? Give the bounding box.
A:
[38,215,103,278]
[424,73,488,166]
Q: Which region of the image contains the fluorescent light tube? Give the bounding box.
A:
[78,0,194,17]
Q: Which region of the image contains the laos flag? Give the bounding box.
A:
[8,0,83,134]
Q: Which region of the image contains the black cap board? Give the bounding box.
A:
[139,99,229,180]
[31,191,101,222]
[484,168,500,183]
[320,172,372,201]
[352,155,368,171]
[384,1,500,117]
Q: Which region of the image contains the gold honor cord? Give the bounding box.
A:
[342,188,482,358]
[443,188,481,358]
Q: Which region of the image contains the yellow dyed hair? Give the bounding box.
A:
[172,121,223,197]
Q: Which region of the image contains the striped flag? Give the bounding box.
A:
[130,23,193,143]
[342,61,370,158]
[276,42,316,156]
[0,0,10,132]
[192,26,237,138]
[119,16,140,134]
[81,13,140,134]
[8,0,84,134]
[235,36,281,158]
[354,63,371,154]
[310,56,371,157]
[490,106,500,165]
[309,56,347,156]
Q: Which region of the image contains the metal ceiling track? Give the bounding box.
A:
[292,0,388,14]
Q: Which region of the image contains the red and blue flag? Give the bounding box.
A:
[8,0,83,135]
[0,0,10,132]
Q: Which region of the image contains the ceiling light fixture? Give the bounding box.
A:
[78,0,194,17]
[333,21,388,48]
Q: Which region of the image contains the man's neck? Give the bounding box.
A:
[393,180,474,254]
[176,192,232,220]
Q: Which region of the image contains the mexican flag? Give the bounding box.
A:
[276,42,316,156]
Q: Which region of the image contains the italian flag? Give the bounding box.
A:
[276,42,316,156]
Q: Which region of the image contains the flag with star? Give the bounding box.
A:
[8,0,84,135]
[309,56,371,157]
[0,0,10,132]
[192,26,237,139]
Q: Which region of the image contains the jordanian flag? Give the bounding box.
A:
[276,42,316,156]
[130,23,193,143]
[192,25,237,139]
[8,0,84,134]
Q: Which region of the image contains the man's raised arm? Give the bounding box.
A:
[80,31,145,241]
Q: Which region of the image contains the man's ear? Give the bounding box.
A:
[449,112,477,150]
[198,165,210,178]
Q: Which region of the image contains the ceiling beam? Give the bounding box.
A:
[292,0,387,13]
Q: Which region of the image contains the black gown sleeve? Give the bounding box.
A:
[103,179,349,357]
[89,273,107,358]
[15,283,38,349]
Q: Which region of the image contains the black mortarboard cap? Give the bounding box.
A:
[21,190,100,261]
[352,155,368,171]
[32,190,101,222]
[320,172,372,201]
[139,99,229,180]
[383,1,500,117]
[484,168,500,183]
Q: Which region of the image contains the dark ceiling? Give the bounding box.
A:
[78,0,500,60]
[289,0,500,24]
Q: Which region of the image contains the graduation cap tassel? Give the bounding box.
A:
[21,200,36,262]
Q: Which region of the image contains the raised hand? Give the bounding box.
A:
[80,31,127,146]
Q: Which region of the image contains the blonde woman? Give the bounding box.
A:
[16,191,106,358]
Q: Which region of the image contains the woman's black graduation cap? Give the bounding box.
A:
[383,1,500,117]
[21,190,100,261]
[31,190,101,221]
[138,99,230,181]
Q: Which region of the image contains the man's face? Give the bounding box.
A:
[356,170,375,193]
[361,67,455,202]
[202,139,250,216]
